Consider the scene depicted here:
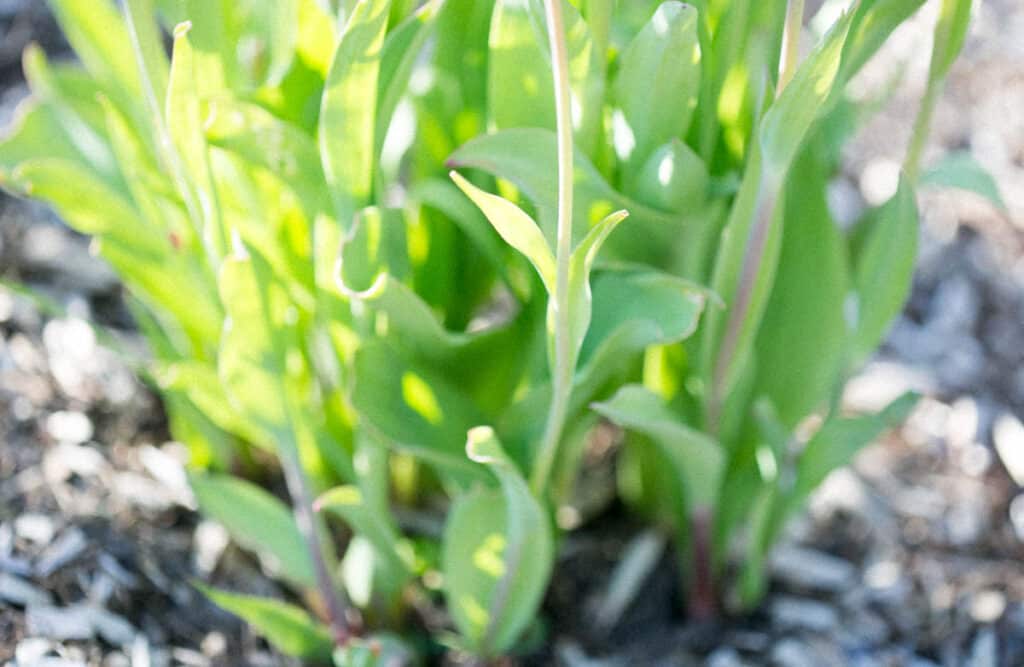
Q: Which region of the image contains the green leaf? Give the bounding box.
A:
[592,385,722,507]
[205,98,329,227]
[794,392,918,497]
[337,206,411,294]
[376,0,442,164]
[168,21,226,261]
[349,342,487,490]
[488,0,602,155]
[443,427,553,656]
[839,0,928,84]
[0,104,84,176]
[753,142,848,427]
[20,46,123,188]
[190,473,316,587]
[760,9,854,171]
[410,178,508,281]
[626,139,709,214]
[563,210,630,368]
[124,0,171,115]
[852,177,919,361]
[315,485,413,581]
[350,276,542,418]
[319,0,392,226]
[157,361,264,445]
[501,269,707,459]
[921,151,1006,211]
[47,0,142,97]
[10,159,141,239]
[612,1,700,171]
[450,171,555,293]
[928,0,972,85]
[448,128,678,264]
[242,0,299,87]
[197,585,332,661]
[218,253,291,441]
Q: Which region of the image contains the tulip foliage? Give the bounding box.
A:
[0,0,991,662]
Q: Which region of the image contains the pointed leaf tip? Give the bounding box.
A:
[466,426,504,465]
[449,170,556,293]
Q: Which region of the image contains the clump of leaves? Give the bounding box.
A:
[0,0,997,663]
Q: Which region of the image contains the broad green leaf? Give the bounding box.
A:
[852,177,918,361]
[297,0,338,76]
[626,139,709,214]
[157,361,264,445]
[205,99,329,219]
[10,159,141,239]
[319,0,391,226]
[921,151,1006,211]
[20,46,122,188]
[593,385,722,507]
[488,0,602,155]
[350,276,542,417]
[450,171,555,293]
[432,0,495,138]
[197,586,332,661]
[753,143,848,427]
[336,206,410,293]
[793,392,918,497]
[443,428,553,655]
[488,0,551,135]
[190,473,316,587]
[96,234,223,350]
[449,128,678,264]
[612,1,700,172]
[501,269,708,461]
[218,253,290,440]
[47,0,142,97]
[99,96,199,253]
[349,342,487,489]
[0,104,84,175]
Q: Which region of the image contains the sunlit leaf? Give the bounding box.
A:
[443,427,553,655]
[190,473,316,587]
[197,585,332,661]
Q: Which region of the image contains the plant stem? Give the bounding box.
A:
[282,396,353,645]
[688,507,716,620]
[530,0,575,498]
[280,449,353,645]
[903,79,941,182]
[778,0,805,95]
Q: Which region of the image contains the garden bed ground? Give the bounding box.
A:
[2,1,1023,665]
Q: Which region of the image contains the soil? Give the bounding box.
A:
[2,1,1023,666]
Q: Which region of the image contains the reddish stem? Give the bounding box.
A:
[688,507,717,621]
